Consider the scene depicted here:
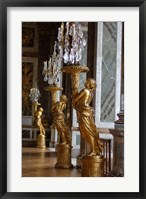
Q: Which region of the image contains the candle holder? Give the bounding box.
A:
[42,41,62,86]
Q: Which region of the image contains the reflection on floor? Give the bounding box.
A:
[22,147,81,177]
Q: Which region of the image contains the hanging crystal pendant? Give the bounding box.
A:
[44,75,48,82]
[63,50,69,63]
[69,48,75,64]
[83,39,86,47]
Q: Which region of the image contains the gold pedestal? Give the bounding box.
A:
[62,65,89,96]
[81,155,104,177]
[37,134,46,148]
[44,86,63,105]
[55,144,73,169]
[45,85,63,147]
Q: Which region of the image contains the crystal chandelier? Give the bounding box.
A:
[42,41,62,86]
[29,87,41,113]
[42,22,86,86]
[57,22,87,65]
[29,87,40,103]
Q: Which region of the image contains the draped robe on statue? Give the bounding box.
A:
[52,100,71,145]
[73,87,102,155]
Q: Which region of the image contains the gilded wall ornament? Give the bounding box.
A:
[22,27,35,47]
[22,62,33,115]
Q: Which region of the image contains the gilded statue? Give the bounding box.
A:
[35,107,45,135]
[52,94,71,145]
[72,78,102,156]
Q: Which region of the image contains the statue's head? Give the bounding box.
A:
[39,107,43,112]
[60,94,68,103]
[85,78,96,91]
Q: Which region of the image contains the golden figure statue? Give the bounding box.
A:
[52,94,71,145]
[35,107,45,135]
[72,78,102,156]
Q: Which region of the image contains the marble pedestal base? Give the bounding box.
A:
[81,155,104,177]
[109,120,124,177]
[55,144,73,169]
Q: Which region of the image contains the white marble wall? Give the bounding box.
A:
[95,22,123,129]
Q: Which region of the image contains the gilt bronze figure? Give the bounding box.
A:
[35,107,45,135]
[52,94,71,145]
[72,78,102,156]
[52,94,73,169]
[35,107,46,148]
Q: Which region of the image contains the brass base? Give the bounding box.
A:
[37,134,46,148]
[81,155,104,177]
[55,144,73,169]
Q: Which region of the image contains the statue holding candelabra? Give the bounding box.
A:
[52,94,71,145]
[52,94,73,169]
[57,22,104,176]
[35,107,46,148]
[72,78,104,176]
[72,78,102,156]
[29,87,46,148]
[35,107,45,135]
[42,38,73,168]
[42,41,63,147]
